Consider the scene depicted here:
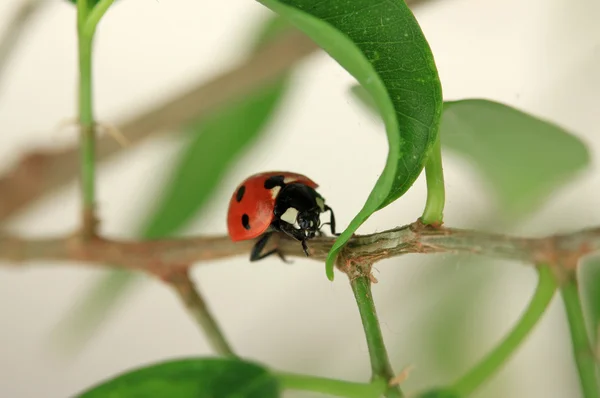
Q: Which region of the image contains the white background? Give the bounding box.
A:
[0,0,599,397]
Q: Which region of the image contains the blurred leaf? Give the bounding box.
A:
[143,79,287,236]
[352,87,591,217]
[579,254,600,346]
[53,16,294,352]
[441,99,590,216]
[77,357,279,398]
[66,0,102,6]
[144,15,292,236]
[258,0,443,280]
[418,389,462,398]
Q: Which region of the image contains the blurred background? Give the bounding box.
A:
[0,0,598,397]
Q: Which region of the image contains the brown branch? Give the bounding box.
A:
[168,271,236,356]
[0,0,434,224]
[1,222,598,278]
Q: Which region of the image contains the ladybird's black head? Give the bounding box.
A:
[273,183,326,243]
[297,209,321,239]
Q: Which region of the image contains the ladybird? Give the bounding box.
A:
[227,171,337,261]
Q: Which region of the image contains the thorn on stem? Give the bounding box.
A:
[50,118,129,148]
[96,122,129,147]
[389,364,414,386]
[369,273,379,284]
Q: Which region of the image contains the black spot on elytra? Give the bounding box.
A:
[236,185,245,202]
[242,214,251,230]
[264,175,285,189]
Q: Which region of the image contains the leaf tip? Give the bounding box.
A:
[325,254,336,281]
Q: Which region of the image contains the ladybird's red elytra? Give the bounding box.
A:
[226,171,338,262]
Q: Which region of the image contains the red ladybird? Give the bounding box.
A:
[227,171,337,261]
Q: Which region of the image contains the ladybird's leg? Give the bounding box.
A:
[301,240,309,257]
[316,222,331,237]
[324,205,340,236]
[250,233,274,262]
[277,220,305,241]
[275,250,293,264]
[276,221,311,257]
[250,231,293,264]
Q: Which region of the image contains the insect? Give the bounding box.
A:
[227,171,337,261]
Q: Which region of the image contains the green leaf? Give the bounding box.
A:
[66,0,102,6]
[52,16,293,352]
[441,99,590,216]
[579,254,600,346]
[351,89,591,216]
[143,79,288,236]
[77,358,280,398]
[349,84,378,115]
[257,0,443,280]
[418,389,461,398]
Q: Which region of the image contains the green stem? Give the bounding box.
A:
[77,0,89,28]
[276,372,385,398]
[76,0,114,235]
[78,34,95,215]
[561,279,600,398]
[421,136,445,225]
[350,274,403,397]
[452,265,557,396]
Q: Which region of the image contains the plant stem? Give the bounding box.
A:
[78,34,95,231]
[561,279,600,398]
[276,371,385,398]
[452,265,557,396]
[350,274,403,397]
[77,0,89,28]
[169,272,236,357]
[76,0,95,236]
[421,136,445,225]
[76,0,114,237]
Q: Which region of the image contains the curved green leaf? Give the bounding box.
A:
[77,358,280,398]
[257,0,443,280]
